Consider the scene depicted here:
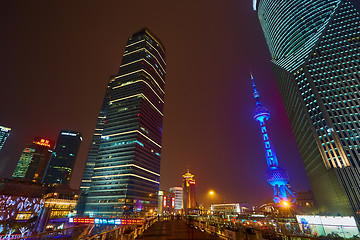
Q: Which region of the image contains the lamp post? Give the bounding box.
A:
[209,191,214,214]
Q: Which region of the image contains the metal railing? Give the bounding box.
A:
[17,224,93,240]
[82,217,157,240]
[187,216,360,240]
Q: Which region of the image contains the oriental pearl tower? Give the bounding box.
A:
[251,73,295,204]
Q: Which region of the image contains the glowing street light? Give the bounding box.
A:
[209,191,215,214]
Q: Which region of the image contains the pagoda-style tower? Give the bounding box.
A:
[251,74,295,203]
[182,169,196,212]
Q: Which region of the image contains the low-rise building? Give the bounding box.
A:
[158,190,175,216]
[211,203,252,215]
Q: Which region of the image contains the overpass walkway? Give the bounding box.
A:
[140,219,219,239]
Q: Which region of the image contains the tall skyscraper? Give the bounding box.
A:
[12,137,55,182]
[12,145,36,179]
[43,130,82,185]
[80,78,112,190]
[77,78,112,215]
[79,28,166,217]
[251,75,295,203]
[182,169,196,212]
[0,126,11,151]
[255,0,360,219]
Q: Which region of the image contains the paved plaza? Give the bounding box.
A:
[140,220,219,240]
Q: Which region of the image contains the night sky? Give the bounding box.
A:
[0,1,310,206]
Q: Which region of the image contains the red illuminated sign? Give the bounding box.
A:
[163,196,167,207]
[69,218,142,225]
[72,218,94,224]
[121,219,143,225]
[189,180,196,185]
[172,197,175,208]
[33,138,52,148]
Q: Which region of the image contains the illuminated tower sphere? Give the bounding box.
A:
[251,74,295,203]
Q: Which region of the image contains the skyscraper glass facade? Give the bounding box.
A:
[0,126,11,151]
[257,0,360,220]
[12,146,36,178]
[80,79,112,194]
[12,137,55,182]
[43,130,82,185]
[80,28,166,217]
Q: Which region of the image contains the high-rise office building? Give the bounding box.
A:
[80,28,166,217]
[12,145,36,179]
[255,0,360,219]
[77,78,112,215]
[43,130,82,185]
[12,137,55,182]
[170,187,183,210]
[0,126,11,151]
[80,78,112,190]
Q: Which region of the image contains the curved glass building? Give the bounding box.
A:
[256,0,360,222]
[258,0,341,72]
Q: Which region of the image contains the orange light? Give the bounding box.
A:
[73,218,94,224]
[33,138,52,148]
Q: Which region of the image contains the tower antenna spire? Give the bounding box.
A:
[250,72,261,107]
[251,73,295,204]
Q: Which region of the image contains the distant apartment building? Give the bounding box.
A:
[170,187,183,210]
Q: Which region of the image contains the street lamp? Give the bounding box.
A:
[209,191,214,214]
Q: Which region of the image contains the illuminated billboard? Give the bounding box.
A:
[69,218,94,224]
[0,195,44,221]
[69,218,143,225]
[33,137,54,148]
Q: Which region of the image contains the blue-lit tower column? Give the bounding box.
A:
[251,74,295,203]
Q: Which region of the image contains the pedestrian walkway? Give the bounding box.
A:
[140,220,219,239]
